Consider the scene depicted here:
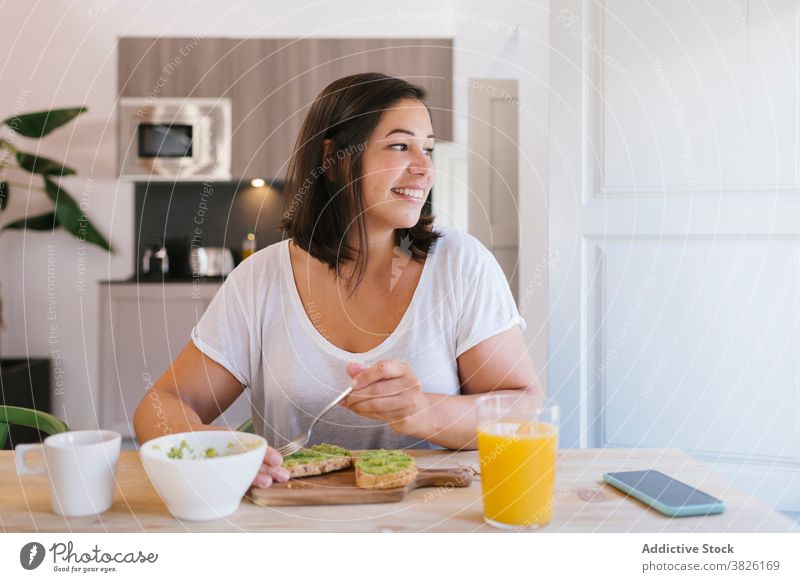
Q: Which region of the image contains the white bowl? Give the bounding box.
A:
[140,431,267,521]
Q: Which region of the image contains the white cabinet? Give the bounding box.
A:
[98,282,251,440]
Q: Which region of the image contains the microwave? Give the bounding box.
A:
[118,97,231,181]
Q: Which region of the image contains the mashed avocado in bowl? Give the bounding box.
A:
[153,439,260,460]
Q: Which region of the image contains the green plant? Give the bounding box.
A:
[0,107,112,252]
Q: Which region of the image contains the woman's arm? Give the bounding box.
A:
[422,324,543,449]
[133,341,245,443]
[134,341,290,488]
[341,325,543,450]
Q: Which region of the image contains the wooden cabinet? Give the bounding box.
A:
[118,38,453,179]
[98,283,251,439]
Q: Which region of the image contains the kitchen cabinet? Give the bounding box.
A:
[118,37,453,179]
[98,282,251,439]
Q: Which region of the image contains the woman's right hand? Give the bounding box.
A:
[252,445,290,488]
[186,423,289,489]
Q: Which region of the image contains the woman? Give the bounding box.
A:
[134,72,542,488]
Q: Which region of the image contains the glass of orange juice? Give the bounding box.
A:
[476,394,559,530]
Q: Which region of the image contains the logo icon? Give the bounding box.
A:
[19,542,45,570]
[390,234,413,292]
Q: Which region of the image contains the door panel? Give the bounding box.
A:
[593,239,799,460]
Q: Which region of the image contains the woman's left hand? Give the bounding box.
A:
[340,360,432,435]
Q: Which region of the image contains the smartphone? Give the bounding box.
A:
[603,470,725,517]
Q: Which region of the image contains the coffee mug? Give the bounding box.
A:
[15,430,122,517]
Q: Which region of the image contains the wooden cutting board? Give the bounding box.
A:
[247,466,474,507]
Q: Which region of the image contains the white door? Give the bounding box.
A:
[549,0,800,510]
[469,79,521,300]
[432,142,469,233]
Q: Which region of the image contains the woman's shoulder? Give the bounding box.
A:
[222,238,287,288]
[431,225,491,263]
[254,237,288,264]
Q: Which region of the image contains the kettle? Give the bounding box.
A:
[189,247,234,277]
[142,240,170,277]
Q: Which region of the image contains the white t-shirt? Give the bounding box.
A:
[191,225,526,450]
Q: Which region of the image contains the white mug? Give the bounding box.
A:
[15,430,121,517]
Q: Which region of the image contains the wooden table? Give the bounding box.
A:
[1,448,796,532]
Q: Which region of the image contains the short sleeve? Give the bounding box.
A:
[455,244,527,358]
[190,263,255,387]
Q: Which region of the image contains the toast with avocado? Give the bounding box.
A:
[281,443,352,478]
[354,449,418,489]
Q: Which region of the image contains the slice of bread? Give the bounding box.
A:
[281,443,352,478]
[354,450,418,489]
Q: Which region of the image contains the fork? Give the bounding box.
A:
[276,386,353,457]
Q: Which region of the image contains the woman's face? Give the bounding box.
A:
[358,98,435,231]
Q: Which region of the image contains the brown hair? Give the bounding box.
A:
[278,72,442,296]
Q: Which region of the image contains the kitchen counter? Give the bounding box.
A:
[2,448,796,533]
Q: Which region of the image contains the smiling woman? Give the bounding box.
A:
[133,72,543,490]
[279,72,441,295]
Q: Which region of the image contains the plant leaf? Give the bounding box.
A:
[2,107,87,138]
[2,211,57,231]
[0,181,7,210]
[15,151,76,176]
[43,177,112,252]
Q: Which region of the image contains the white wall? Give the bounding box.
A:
[0,0,458,429]
[452,0,551,391]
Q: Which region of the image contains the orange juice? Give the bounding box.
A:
[477,420,558,527]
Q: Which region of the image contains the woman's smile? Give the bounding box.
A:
[391,186,427,202]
